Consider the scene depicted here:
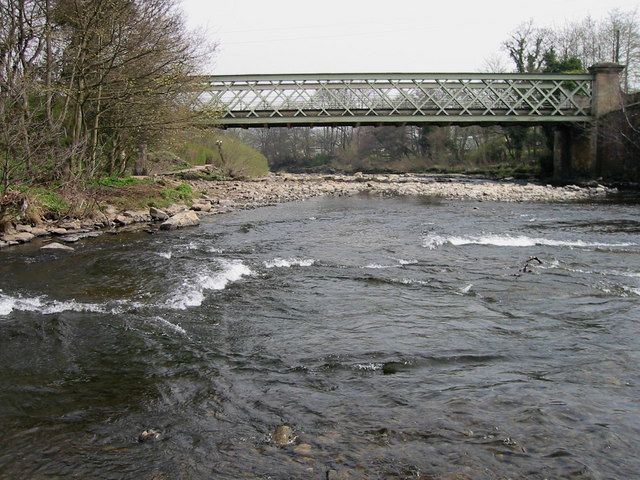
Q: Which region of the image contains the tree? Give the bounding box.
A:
[0,0,212,196]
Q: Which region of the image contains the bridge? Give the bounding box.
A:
[196,72,593,128]
[192,64,626,179]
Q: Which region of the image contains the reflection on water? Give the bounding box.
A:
[0,195,639,479]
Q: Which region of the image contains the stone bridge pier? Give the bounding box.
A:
[554,63,626,180]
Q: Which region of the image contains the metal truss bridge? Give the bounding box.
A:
[193,72,594,128]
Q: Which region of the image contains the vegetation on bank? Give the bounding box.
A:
[0,0,270,228]
[0,178,197,228]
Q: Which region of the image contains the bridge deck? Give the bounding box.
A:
[193,73,594,128]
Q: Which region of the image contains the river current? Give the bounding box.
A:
[0,194,639,479]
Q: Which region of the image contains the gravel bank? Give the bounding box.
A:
[0,173,618,251]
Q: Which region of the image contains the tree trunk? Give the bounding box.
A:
[134,143,148,175]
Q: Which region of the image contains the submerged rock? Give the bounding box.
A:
[160,211,200,230]
[41,242,75,252]
[382,362,407,375]
[293,443,312,456]
[271,425,296,446]
[59,232,102,243]
[138,429,161,443]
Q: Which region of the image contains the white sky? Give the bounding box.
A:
[181,0,640,74]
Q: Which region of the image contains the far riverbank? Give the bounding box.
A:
[0,172,624,251]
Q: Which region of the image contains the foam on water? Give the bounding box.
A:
[356,363,384,371]
[0,293,105,317]
[152,316,187,335]
[398,259,418,265]
[423,234,637,250]
[364,259,417,269]
[157,251,172,259]
[364,264,394,269]
[264,258,315,269]
[167,259,254,310]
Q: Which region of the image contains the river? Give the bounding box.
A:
[1,194,639,479]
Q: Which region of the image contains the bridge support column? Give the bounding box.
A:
[553,63,625,181]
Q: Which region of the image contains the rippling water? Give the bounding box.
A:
[1,194,639,479]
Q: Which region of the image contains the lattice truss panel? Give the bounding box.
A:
[195,74,593,125]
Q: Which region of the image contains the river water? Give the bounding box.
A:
[0,194,639,479]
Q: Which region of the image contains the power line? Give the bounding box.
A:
[223,26,429,46]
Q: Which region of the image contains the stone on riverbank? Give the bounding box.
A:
[149,207,169,221]
[191,202,212,212]
[2,232,34,243]
[165,204,189,216]
[31,227,50,237]
[41,242,75,252]
[160,211,200,230]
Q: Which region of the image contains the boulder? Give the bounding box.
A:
[49,228,68,235]
[149,207,169,221]
[2,232,34,243]
[41,242,75,252]
[15,224,33,233]
[160,211,200,230]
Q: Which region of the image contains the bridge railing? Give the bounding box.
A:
[191,73,594,127]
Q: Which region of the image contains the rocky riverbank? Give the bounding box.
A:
[0,172,619,251]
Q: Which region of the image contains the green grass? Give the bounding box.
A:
[159,183,193,205]
[14,186,69,216]
[94,176,146,188]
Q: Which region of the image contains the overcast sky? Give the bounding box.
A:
[182,0,639,74]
